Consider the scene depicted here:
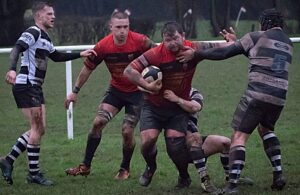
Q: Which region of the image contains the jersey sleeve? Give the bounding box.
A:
[84,41,104,70]
[238,31,262,54]
[190,88,204,108]
[16,27,40,50]
[129,48,159,73]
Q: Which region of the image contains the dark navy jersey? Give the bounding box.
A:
[236,28,293,106]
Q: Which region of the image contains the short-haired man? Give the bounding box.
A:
[64,10,156,180]
[124,21,231,193]
[0,1,95,186]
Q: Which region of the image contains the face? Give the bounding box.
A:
[110,18,130,44]
[36,6,55,30]
[163,31,184,53]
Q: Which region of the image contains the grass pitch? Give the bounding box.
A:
[0,44,299,194]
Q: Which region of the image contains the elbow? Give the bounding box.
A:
[123,66,131,78]
[190,106,201,113]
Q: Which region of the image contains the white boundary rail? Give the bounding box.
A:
[1,37,300,139]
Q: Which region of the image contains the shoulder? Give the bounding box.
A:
[129,31,144,38]
[22,26,41,41]
[94,34,113,51]
[142,45,162,64]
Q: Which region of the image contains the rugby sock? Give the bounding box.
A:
[27,144,40,176]
[228,145,246,188]
[262,132,282,179]
[6,132,29,165]
[165,137,190,179]
[220,152,230,180]
[189,146,208,179]
[141,145,157,171]
[83,134,101,167]
[120,145,135,171]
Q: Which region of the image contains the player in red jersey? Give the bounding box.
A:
[124,21,231,193]
[64,10,155,180]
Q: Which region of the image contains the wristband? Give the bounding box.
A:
[72,86,80,94]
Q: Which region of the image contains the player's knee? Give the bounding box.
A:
[187,133,202,148]
[122,120,135,137]
[93,110,113,129]
[165,136,189,162]
[141,137,156,151]
[231,131,248,146]
[123,114,138,129]
[220,137,231,152]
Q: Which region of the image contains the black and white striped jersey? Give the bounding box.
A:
[189,88,204,125]
[15,25,55,86]
[236,28,293,106]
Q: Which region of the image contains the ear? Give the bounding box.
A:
[109,21,113,30]
[182,32,186,40]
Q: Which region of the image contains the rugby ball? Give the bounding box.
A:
[142,66,162,82]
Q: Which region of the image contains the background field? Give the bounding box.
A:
[0,44,299,194]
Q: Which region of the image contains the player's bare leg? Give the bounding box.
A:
[139,129,159,187]
[65,103,118,177]
[114,115,137,180]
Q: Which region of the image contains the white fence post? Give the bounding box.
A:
[66,50,74,139]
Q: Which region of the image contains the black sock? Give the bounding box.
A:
[141,145,157,171]
[220,152,229,180]
[120,145,135,171]
[83,134,101,167]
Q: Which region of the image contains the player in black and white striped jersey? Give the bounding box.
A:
[1,1,95,186]
[177,8,292,194]
[164,88,253,193]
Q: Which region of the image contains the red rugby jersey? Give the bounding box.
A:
[84,31,152,92]
[131,40,199,107]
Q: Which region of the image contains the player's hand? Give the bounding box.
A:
[163,90,179,102]
[145,79,162,94]
[80,49,97,57]
[176,46,195,63]
[64,92,78,109]
[5,70,16,85]
[220,27,237,42]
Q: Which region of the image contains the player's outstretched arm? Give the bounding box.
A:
[49,49,96,62]
[64,66,93,109]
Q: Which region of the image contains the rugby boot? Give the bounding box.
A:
[226,176,254,186]
[27,172,53,186]
[65,163,90,176]
[0,157,13,185]
[238,177,254,186]
[223,184,239,194]
[114,168,130,180]
[139,165,156,187]
[175,176,191,189]
[201,175,222,194]
[271,174,286,190]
